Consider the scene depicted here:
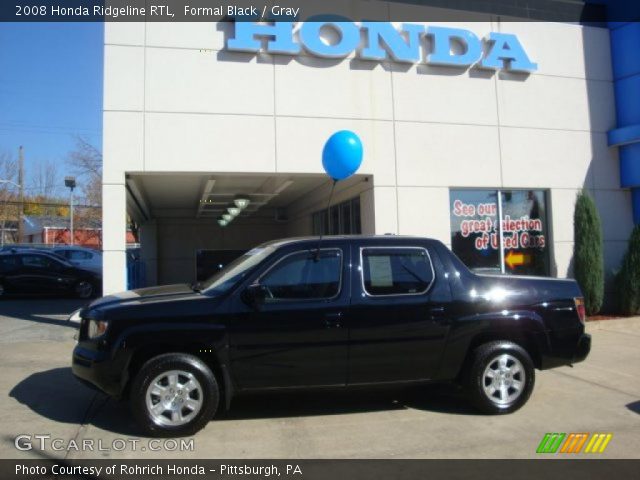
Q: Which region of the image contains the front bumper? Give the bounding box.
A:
[72,345,124,397]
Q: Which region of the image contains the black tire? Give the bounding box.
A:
[74,280,95,299]
[465,341,535,414]
[130,353,219,437]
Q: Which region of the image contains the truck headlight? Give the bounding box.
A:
[87,319,109,339]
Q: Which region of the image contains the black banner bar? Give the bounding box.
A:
[3,459,640,480]
[2,0,635,23]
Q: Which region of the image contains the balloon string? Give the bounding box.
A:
[314,178,338,261]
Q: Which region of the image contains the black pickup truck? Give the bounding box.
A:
[71,236,590,437]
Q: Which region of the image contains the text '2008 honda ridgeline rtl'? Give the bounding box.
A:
[72,236,590,436]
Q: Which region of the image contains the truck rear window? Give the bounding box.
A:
[361,247,434,296]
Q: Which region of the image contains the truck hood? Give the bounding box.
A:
[87,284,199,311]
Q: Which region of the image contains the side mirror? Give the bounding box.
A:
[242,284,267,309]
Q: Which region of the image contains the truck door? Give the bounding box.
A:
[229,245,350,389]
[347,244,452,384]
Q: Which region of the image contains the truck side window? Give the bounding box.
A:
[361,247,434,296]
[260,249,342,301]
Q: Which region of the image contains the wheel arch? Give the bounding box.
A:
[123,343,234,411]
[456,328,544,381]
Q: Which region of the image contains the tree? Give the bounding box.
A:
[67,137,103,245]
[572,191,604,315]
[29,160,64,217]
[0,150,19,244]
[615,225,640,315]
[68,136,102,204]
[30,160,59,199]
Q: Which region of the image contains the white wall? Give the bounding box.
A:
[103,16,629,294]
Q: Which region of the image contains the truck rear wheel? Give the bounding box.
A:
[130,353,219,437]
[465,341,535,414]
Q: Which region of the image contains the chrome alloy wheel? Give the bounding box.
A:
[75,281,93,299]
[482,354,525,405]
[145,370,203,427]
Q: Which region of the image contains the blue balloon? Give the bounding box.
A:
[322,130,363,181]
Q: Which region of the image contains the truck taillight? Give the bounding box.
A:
[574,297,586,325]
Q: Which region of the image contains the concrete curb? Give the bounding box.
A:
[585,316,640,330]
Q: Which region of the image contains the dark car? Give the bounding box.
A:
[0,250,101,299]
[72,236,590,437]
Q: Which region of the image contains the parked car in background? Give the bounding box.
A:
[72,236,590,437]
[52,246,102,275]
[0,250,101,299]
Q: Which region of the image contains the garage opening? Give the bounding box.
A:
[125,173,373,288]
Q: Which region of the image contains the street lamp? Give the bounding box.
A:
[0,179,20,247]
[64,176,76,246]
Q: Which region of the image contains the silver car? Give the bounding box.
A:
[51,246,102,275]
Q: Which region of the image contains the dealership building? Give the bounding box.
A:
[101,1,639,299]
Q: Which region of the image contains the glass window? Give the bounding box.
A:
[329,205,340,235]
[500,190,549,276]
[449,189,550,276]
[362,248,433,296]
[21,254,59,269]
[202,246,275,294]
[65,250,92,260]
[352,198,361,233]
[261,249,342,301]
[312,197,362,236]
[341,201,352,234]
[312,210,328,236]
[0,255,19,269]
[450,190,500,273]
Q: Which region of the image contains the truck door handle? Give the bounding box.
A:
[324,312,343,329]
[429,306,449,323]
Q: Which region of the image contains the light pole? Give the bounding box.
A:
[0,179,20,247]
[64,176,76,245]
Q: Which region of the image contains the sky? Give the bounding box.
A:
[0,22,103,196]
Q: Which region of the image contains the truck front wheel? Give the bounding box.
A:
[466,341,535,414]
[130,353,219,437]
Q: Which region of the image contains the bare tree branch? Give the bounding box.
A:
[67,137,104,246]
[69,136,102,179]
[0,150,18,184]
[30,160,60,199]
[0,150,19,244]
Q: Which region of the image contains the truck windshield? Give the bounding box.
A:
[200,246,275,295]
